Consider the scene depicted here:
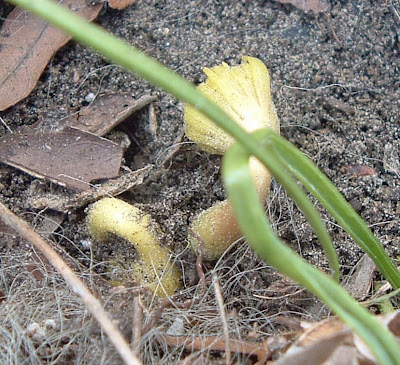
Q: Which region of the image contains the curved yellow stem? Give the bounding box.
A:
[87,198,180,296]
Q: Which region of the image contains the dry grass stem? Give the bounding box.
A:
[131,295,143,357]
[213,272,231,365]
[188,228,207,292]
[162,335,271,364]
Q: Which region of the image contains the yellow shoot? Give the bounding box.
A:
[87,198,180,297]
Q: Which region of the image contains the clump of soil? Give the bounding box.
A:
[0,1,399,363]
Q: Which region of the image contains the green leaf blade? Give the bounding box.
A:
[222,140,400,365]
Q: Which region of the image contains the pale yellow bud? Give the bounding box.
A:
[185,57,280,260]
[184,56,279,154]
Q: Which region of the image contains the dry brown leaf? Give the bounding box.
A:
[108,0,138,10]
[0,1,102,111]
[274,311,400,365]
[339,164,376,178]
[353,311,400,363]
[276,0,331,13]
[344,254,376,300]
[0,127,123,191]
[67,94,156,136]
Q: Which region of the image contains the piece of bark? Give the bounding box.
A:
[0,127,123,191]
[0,1,102,111]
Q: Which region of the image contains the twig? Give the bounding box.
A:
[141,296,193,337]
[161,335,271,364]
[325,13,341,45]
[213,273,231,365]
[0,201,142,365]
[131,295,143,357]
[148,103,158,140]
[188,227,207,292]
[158,129,186,167]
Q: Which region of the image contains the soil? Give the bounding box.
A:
[0,0,399,364]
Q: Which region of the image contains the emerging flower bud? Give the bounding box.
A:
[184,57,280,260]
[184,56,279,154]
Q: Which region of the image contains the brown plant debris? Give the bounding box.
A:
[162,335,275,365]
[0,0,102,111]
[275,0,331,13]
[0,127,123,191]
[339,164,376,178]
[108,0,138,10]
[67,94,156,136]
[26,165,153,211]
[274,312,400,365]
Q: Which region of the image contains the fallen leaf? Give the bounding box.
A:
[108,0,138,10]
[339,164,376,178]
[0,1,102,111]
[67,94,156,136]
[276,0,331,13]
[353,311,400,363]
[344,254,376,300]
[0,127,123,191]
[274,311,400,365]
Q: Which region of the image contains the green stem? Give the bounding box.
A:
[261,130,400,289]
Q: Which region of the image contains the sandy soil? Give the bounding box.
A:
[0,1,399,363]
